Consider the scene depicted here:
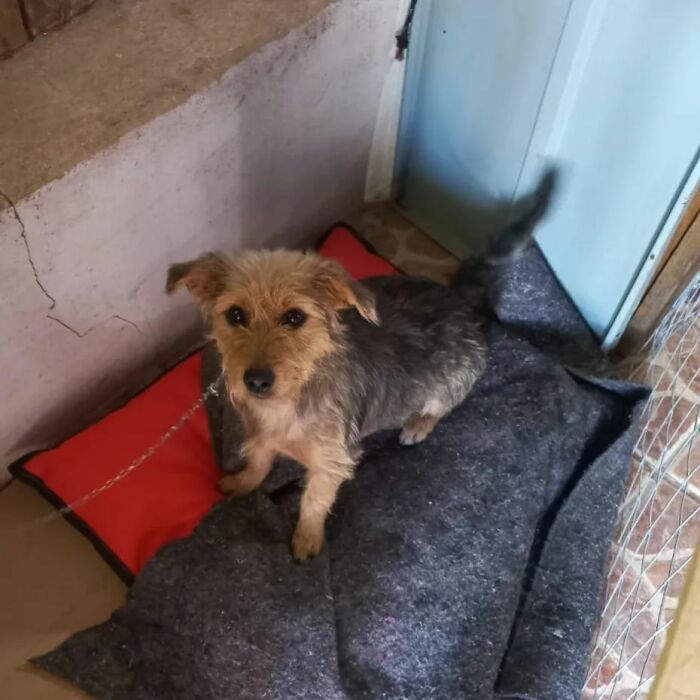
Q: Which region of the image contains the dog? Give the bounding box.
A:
[166,169,557,561]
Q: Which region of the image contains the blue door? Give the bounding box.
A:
[396,0,700,347]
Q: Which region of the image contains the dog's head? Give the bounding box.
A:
[166,249,378,404]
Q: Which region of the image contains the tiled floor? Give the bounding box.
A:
[345,203,459,283]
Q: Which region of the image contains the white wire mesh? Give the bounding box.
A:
[583,273,700,699]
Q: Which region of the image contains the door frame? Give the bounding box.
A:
[393,0,433,202]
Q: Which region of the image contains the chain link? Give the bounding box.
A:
[19,373,225,531]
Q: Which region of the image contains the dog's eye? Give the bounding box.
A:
[225,306,247,327]
[282,308,306,328]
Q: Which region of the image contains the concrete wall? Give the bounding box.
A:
[0,0,401,475]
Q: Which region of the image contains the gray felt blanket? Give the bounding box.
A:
[33,249,648,700]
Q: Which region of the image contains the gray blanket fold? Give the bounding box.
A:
[33,249,647,700]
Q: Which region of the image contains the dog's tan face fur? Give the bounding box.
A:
[167,250,379,560]
[167,250,377,408]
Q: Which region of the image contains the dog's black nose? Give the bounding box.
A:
[244,368,275,396]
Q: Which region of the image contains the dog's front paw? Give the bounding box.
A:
[218,471,256,498]
[291,523,324,562]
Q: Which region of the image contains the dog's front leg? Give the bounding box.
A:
[292,454,354,562]
[218,439,274,497]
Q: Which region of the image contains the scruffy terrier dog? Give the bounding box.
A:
[166,170,556,561]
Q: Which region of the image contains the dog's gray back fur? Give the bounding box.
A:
[300,169,558,453]
[301,276,489,448]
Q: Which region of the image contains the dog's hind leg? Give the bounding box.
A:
[400,395,451,445]
[400,412,442,445]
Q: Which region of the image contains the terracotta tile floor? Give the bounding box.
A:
[345,203,459,284]
[352,204,699,700]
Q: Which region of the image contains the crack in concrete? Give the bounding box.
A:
[113,314,143,334]
[0,188,57,310]
[131,299,172,371]
[1,190,163,372]
[47,313,143,338]
[46,314,84,337]
[0,191,167,384]
[0,192,145,342]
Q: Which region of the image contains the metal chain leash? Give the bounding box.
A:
[18,373,225,531]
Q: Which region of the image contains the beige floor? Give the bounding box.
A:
[0,481,125,699]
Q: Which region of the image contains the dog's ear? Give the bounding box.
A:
[315,257,379,325]
[165,253,229,305]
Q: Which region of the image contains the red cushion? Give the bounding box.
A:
[319,226,398,279]
[13,226,397,580]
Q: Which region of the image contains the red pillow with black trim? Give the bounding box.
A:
[10,225,397,582]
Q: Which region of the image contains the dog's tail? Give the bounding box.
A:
[452,166,558,288]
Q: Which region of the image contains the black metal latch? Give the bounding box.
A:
[395,0,419,60]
